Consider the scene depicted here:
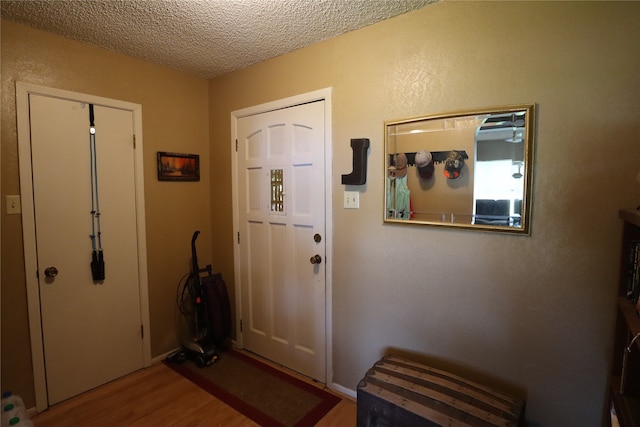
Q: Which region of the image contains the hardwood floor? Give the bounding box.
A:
[31,352,357,426]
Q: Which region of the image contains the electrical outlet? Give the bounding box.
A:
[6,195,21,215]
[344,191,359,209]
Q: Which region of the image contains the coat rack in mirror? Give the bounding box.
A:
[384,104,535,234]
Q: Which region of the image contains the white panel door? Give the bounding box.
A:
[29,94,144,405]
[236,101,326,381]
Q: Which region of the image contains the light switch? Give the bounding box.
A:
[344,191,359,209]
[6,195,21,215]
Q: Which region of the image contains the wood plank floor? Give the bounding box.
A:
[31,352,357,426]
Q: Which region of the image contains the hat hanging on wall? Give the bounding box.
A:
[415,150,434,179]
[390,153,408,178]
[443,150,464,179]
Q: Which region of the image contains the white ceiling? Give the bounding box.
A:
[1,0,438,79]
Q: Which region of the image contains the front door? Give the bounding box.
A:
[235,100,327,381]
[26,93,145,405]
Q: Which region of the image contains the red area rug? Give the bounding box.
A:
[164,349,340,427]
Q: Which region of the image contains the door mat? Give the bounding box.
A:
[164,349,341,427]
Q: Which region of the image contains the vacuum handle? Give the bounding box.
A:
[191,230,200,273]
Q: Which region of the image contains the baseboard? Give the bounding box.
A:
[331,382,357,400]
[152,347,181,365]
[151,340,239,365]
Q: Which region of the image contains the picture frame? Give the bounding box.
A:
[157,151,200,181]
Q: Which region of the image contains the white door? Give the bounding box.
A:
[28,94,145,405]
[235,100,326,381]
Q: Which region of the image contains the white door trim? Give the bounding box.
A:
[15,82,151,411]
[230,87,333,385]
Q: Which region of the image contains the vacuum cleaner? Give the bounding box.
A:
[175,231,220,367]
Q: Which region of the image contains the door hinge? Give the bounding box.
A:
[133,134,136,149]
[240,319,243,333]
[237,231,240,244]
[235,139,238,152]
[140,324,144,339]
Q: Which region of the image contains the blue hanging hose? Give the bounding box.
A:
[89,104,105,281]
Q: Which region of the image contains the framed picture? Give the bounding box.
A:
[157,152,200,181]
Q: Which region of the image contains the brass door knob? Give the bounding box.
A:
[310,254,322,264]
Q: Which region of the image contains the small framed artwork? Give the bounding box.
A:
[157,152,200,181]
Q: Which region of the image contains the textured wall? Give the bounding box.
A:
[208,2,640,426]
[1,20,211,407]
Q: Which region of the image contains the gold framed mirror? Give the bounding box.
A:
[384,104,535,234]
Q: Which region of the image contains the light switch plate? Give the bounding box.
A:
[6,195,21,215]
[344,191,359,209]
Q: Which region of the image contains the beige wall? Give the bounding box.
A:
[1,20,211,407]
[2,1,639,425]
[209,2,639,426]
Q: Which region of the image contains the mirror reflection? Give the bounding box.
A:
[384,104,535,233]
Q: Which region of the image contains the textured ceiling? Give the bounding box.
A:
[1,0,438,79]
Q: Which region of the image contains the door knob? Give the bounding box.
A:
[44,266,58,278]
[310,254,322,264]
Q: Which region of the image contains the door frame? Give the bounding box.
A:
[230,88,333,385]
[16,82,151,411]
